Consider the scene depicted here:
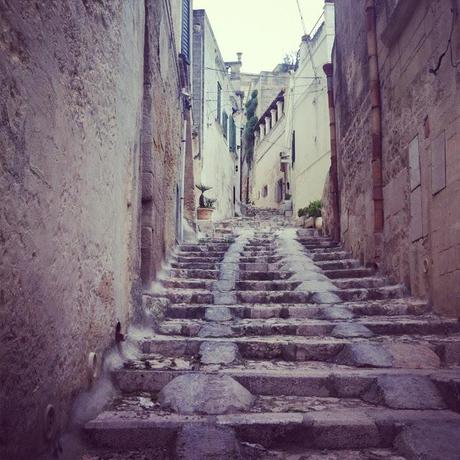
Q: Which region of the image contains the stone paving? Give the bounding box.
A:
[82,212,460,459]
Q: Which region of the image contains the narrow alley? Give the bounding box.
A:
[1,0,460,459]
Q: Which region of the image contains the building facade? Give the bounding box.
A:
[0,0,194,458]
[322,0,460,316]
[192,9,241,220]
[287,1,335,217]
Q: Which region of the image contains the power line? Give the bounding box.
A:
[296,0,308,36]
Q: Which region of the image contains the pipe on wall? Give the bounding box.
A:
[365,0,384,235]
[323,62,341,242]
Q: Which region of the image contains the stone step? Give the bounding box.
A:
[176,250,226,258]
[315,259,361,270]
[113,362,460,402]
[169,268,220,279]
[239,271,294,281]
[180,243,230,252]
[140,334,458,366]
[333,277,387,289]
[311,251,350,261]
[337,285,406,302]
[236,290,312,304]
[307,246,345,254]
[323,267,376,279]
[157,316,460,338]
[174,256,224,264]
[171,261,219,270]
[300,242,341,250]
[165,299,430,320]
[161,289,213,304]
[236,280,302,291]
[240,256,282,263]
[161,278,213,290]
[85,405,460,451]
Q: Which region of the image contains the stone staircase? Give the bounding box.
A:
[82,218,460,460]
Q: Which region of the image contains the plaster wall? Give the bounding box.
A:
[192,10,240,221]
[288,3,335,216]
[252,117,287,208]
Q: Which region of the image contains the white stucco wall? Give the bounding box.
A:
[286,1,335,216]
[194,11,240,221]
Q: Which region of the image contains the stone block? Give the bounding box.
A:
[158,374,255,415]
[141,172,154,201]
[199,341,240,365]
[409,186,422,242]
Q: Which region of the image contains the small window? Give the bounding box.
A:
[291,130,296,166]
[222,112,228,139]
[229,116,236,151]
[262,185,268,198]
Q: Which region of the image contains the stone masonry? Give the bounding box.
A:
[75,211,460,459]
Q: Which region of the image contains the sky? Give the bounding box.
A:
[193,0,325,74]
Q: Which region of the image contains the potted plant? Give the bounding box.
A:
[196,184,216,220]
[283,193,293,212]
[306,200,322,230]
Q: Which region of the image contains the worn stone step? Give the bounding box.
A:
[316,259,361,270]
[239,271,294,281]
[180,243,230,252]
[157,316,460,339]
[323,267,376,279]
[162,289,213,304]
[176,250,226,258]
[174,255,224,264]
[337,285,406,302]
[240,256,282,263]
[236,280,302,292]
[85,405,460,450]
[140,334,457,366]
[333,277,387,289]
[171,261,219,270]
[311,251,350,261]
[165,299,430,320]
[169,268,220,279]
[113,361,460,403]
[161,278,213,290]
[236,290,312,304]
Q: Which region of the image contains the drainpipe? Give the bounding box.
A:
[366,0,384,238]
[323,63,341,242]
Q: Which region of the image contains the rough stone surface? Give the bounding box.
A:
[386,343,441,369]
[175,424,242,460]
[158,374,255,415]
[362,375,446,409]
[198,323,234,338]
[199,341,240,365]
[394,422,460,460]
[205,306,233,322]
[331,323,374,338]
[335,344,393,368]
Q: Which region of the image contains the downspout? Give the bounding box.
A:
[323,63,341,242]
[366,0,384,242]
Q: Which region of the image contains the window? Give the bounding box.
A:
[216,82,222,124]
[222,112,228,139]
[229,116,236,151]
[181,0,191,62]
[262,185,268,198]
[291,130,296,167]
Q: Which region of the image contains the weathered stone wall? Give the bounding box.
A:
[0,0,187,457]
[140,0,183,283]
[332,0,460,315]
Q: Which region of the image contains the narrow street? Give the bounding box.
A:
[1,0,459,459]
[78,211,460,459]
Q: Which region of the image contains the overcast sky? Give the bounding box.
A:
[193,0,325,74]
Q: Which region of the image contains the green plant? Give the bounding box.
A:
[196,184,212,208]
[244,90,258,164]
[298,207,308,218]
[306,200,322,218]
[203,197,216,209]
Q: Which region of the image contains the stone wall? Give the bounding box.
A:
[330,0,460,315]
[0,0,187,457]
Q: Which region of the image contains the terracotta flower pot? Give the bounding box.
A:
[315,217,323,230]
[197,207,214,220]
